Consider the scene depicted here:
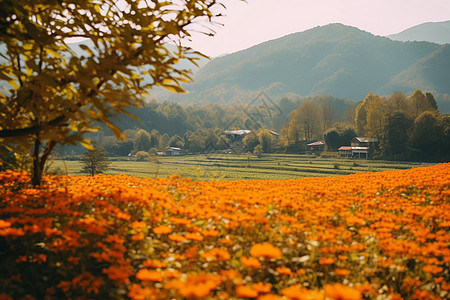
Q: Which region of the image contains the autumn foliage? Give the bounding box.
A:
[0,164,449,299]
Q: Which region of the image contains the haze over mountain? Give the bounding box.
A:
[161,23,449,106]
[387,20,450,44]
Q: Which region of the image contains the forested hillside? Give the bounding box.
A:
[160,23,450,107]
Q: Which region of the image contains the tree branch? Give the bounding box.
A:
[0,115,68,138]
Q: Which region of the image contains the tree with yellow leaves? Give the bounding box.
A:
[0,0,231,185]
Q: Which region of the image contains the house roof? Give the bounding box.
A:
[338,146,369,151]
[352,137,378,143]
[307,141,324,146]
[167,147,182,151]
[224,130,251,136]
[338,146,353,151]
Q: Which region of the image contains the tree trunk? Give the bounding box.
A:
[32,139,56,186]
[32,138,42,186]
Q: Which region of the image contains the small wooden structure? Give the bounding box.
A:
[307,141,325,154]
[338,137,379,158]
[224,130,251,142]
[338,146,353,158]
[166,147,182,156]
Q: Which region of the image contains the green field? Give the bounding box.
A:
[47,153,433,181]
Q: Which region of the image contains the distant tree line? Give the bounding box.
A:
[58,94,355,157]
[57,90,448,162]
[280,89,449,162]
[354,90,449,161]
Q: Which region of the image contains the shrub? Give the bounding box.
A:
[135,151,151,161]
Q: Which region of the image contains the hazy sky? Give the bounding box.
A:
[185,0,450,57]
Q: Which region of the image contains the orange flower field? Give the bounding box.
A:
[0,163,449,299]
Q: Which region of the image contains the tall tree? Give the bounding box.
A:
[286,110,301,146]
[409,111,441,160]
[169,134,183,148]
[134,129,152,152]
[323,128,341,151]
[159,133,170,151]
[379,112,413,159]
[80,146,110,176]
[354,92,377,136]
[408,89,436,118]
[365,96,389,139]
[0,0,229,185]
[387,92,409,115]
[243,131,259,151]
[319,100,334,133]
[425,92,439,111]
[297,100,319,140]
[258,129,272,153]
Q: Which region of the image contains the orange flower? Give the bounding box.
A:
[131,233,144,241]
[201,228,220,237]
[143,259,167,269]
[220,269,242,284]
[0,220,11,228]
[282,285,324,300]
[201,247,231,261]
[338,255,348,261]
[152,225,172,235]
[335,268,351,276]
[185,232,204,241]
[422,265,443,274]
[252,282,272,293]
[131,221,146,231]
[345,216,364,225]
[324,283,362,300]
[236,285,258,298]
[258,294,283,300]
[168,234,186,242]
[276,266,293,276]
[68,256,81,265]
[136,269,163,282]
[184,245,198,260]
[250,242,282,259]
[102,265,131,283]
[296,269,306,276]
[219,236,233,245]
[318,257,335,265]
[241,256,262,269]
[168,217,191,225]
[217,291,230,299]
[177,274,222,299]
[128,284,153,300]
[162,269,182,279]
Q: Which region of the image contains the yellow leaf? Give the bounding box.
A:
[79,44,94,56]
[157,83,186,93]
[8,80,19,90]
[79,139,94,150]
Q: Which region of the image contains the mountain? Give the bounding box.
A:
[384,44,450,93]
[165,23,449,105]
[388,20,450,44]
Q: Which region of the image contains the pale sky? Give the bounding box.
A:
[185,0,450,57]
